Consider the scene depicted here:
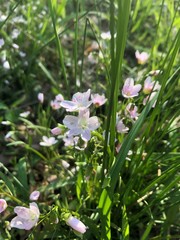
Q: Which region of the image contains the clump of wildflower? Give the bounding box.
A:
[135,50,149,64]
[122,78,142,98]
[10,202,40,230]
[63,109,100,142]
[39,136,57,147]
[0,199,7,213]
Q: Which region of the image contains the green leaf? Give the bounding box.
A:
[122,204,129,240]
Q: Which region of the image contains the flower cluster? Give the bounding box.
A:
[116,73,161,140]
[60,89,106,145]
[1,192,88,236]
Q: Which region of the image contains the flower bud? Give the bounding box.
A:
[0,199,7,213]
[66,216,87,234]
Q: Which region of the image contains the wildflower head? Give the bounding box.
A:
[10,202,40,230]
[91,93,107,107]
[60,89,92,112]
[135,50,149,64]
[122,78,142,98]
[63,109,100,142]
[143,77,161,94]
[39,136,57,147]
[30,191,40,201]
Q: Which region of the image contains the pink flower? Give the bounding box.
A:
[66,216,87,234]
[51,94,64,110]
[51,127,62,135]
[126,103,139,120]
[37,93,44,103]
[116,118,129,133]
[40,136,57,146]
[55,94,64,102]
[0,199,7,213]
[91,93,107,107]
[122,78,142,98]
[143,77,161,94]
[50,100,61,110]
[30,191,40,201]
[63,109,100,142]
[60,89,92,112]
[135,50,149,64]
[10,202,40,230]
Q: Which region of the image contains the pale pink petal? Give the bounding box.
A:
[14,207,33,219]
[29,202,40,216]
[87,116,100,130]
[132,84,142,95]
[60,100,77,111]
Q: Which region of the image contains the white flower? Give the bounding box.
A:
[66,216,87,234]
[60,89,92,112]
[40,136,57,146]
[37,93,44,103]
[19,111,30,118]
[10,202,40,230]
[63,109,100,142]
[0,38,5,48]
[3,61,10,69]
